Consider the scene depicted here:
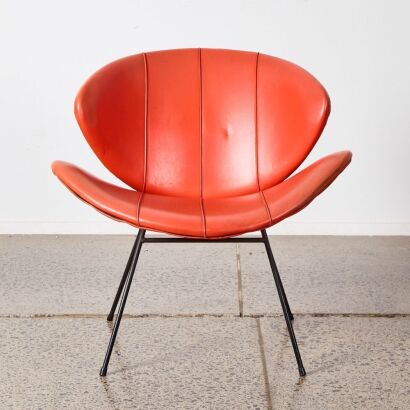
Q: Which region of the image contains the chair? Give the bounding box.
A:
[52,48,352,377]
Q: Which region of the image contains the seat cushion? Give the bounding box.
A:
[51,150,351,238]
[203,192,270,237]
[263,151,352,225]
[51,161,142,225]
[138,192,205,237]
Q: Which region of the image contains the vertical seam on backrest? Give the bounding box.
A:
[143,53,148,193]
[199,48,207,238]
[137,53,148,225]
[255,52,261,193]
[255,52,272,224]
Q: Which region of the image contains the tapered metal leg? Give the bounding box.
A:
[263,234,294,321]
[261,229,306,377]
[107,237,139,321]
[100,229,145,377]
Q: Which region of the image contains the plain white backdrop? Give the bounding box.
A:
[1,0,409,235]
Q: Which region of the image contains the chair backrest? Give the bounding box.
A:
[75,48,330,198]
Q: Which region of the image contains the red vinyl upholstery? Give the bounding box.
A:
[52,48,352,238]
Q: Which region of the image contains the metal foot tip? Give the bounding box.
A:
[299,367,306,377]
[100,367,107,377]
[106,315,113,322]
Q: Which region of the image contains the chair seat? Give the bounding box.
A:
[52,151,351,238]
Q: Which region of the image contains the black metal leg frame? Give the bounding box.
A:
[100,229,306,377]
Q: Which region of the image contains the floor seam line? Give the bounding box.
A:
[1,313,409,319]
[236,244,244,317]
[256,317,273,410]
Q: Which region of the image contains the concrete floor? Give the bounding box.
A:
[0,235,409,409]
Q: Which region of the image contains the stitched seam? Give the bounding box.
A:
[255,52,272,224]
[199,48,207,238]
[137,53,148,225]
[260,191,272,224]
[255,52,261,192]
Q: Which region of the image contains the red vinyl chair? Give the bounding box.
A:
[52,48,352,377]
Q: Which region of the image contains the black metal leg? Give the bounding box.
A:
[262,234,294,321]
[261,229,306,377]
[100,229,145,377]
[107,237,139,321]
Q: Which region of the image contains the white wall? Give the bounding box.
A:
[1,0,409,235]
